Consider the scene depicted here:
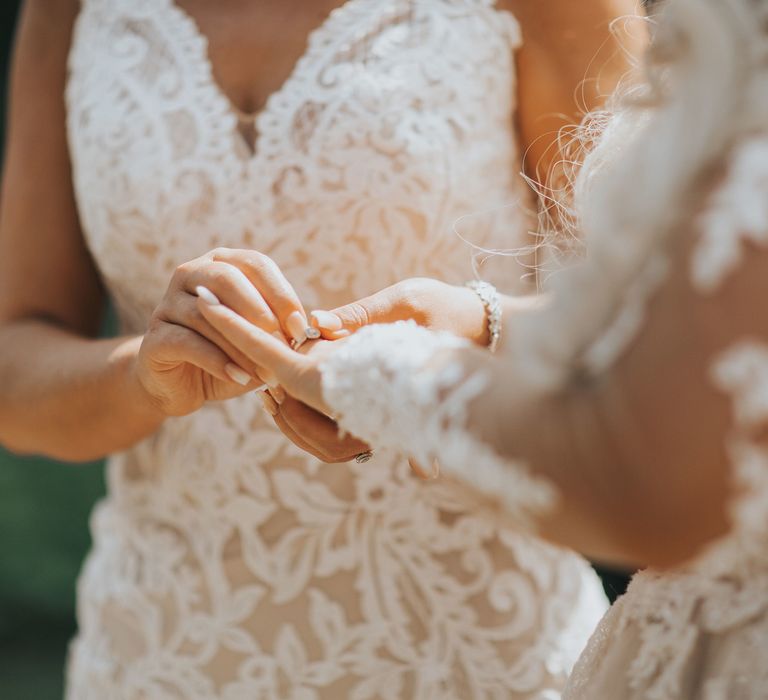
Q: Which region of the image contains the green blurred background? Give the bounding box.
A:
[0,3,630,698]
[0,2,106,697]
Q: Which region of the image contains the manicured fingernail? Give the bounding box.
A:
[310,310,343,332]
[224,363,251,386]
[327,329,351,340]
[253,383,268,392]
[305,326,321,340]
[285,311,308,343]
[268,386,285,404]
[259,391,278,416]
[196,285,220,306]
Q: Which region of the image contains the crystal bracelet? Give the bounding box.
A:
[466,280,502,353]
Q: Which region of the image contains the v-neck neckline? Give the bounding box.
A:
[165,0,358,157]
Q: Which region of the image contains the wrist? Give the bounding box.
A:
[116,336,167,428]
[398,278,489,344]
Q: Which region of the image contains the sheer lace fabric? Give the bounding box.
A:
[64,0,608,697]
[312,2,768,695]
[321,321,557,526]
[563,135,768,700]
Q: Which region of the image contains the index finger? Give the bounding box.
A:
[211,249,311,343]
[196,292,329,414]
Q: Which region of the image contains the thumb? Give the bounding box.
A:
[310,287,405,340]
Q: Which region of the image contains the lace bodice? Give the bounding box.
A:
[64,1,608,698]
[67,0,534,333]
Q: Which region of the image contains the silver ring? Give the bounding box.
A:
[291,327,321,351]
[355,450,374,464]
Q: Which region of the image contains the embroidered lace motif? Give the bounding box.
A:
[692,138,768,293]
[321,321,557,526]
[64,0,608,697]
[565,134,768,700]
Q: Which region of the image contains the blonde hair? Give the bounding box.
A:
[575,0,761,257]
[512,0,768,387]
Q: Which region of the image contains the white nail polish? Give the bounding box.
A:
[224,363,251,386]
[285,311,308,343]
[310,310,343,332]
[196,285,220,306]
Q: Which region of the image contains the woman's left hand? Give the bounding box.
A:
[259,389,371,463]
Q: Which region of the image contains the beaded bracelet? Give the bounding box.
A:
[466,280,502,353]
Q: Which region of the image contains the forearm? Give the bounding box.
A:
[466,358,668,567]
[0,320,165,462]
[464,270,733,569]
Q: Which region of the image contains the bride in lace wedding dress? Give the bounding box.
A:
[0,0,641,698]
[197,0,768,697]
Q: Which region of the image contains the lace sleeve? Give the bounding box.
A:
[317,0,768,558]
[320,321,557,526]
[320,144,768,562]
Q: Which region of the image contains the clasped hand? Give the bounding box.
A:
[135,248,481,465]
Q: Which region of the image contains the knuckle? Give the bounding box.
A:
[208,265,238,293]
[348,302,371,327]
[171,262,191,283]
[246,254,279,282]
[210,246,232,260]
[245,251,268,268]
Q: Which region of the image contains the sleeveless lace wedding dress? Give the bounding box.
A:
[64,1,608,697]
[307,1,768,698]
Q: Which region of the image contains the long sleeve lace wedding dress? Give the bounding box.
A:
[312,0,768,698]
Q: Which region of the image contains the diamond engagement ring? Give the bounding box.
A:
[291,326,321,351]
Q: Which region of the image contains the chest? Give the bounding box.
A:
[173,0,345,117]
[66,0,526,326]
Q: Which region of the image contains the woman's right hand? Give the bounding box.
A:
[134,248,310,417]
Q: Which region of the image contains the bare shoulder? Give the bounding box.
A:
[494,0,642,45]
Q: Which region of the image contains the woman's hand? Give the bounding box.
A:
[135,248,311,416]
[195,286,334,413]
[262,277,489,463]
[196,289,443,474]
[260,390,371,463]
[308,278,491,346]
[190,276,500,463]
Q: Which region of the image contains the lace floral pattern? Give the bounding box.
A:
[567,341,768,700]
[321,321,557,526]
[564,133,768,699]
[65,1,607,697]
[691,138,768,293]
